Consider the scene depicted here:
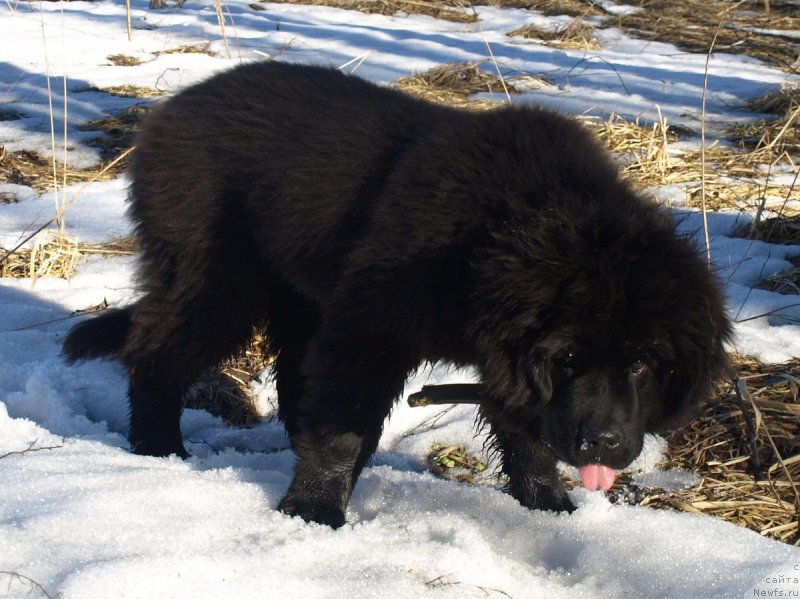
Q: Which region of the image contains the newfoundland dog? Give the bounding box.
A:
[64,61,732,528]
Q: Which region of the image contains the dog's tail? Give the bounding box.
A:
[62,307,132,363]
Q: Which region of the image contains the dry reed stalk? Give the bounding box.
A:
[214,0,232,59]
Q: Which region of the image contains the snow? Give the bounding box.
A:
[1,0,799,597]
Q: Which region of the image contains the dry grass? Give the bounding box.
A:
[90,84,165,99]
[153,45,218,56]
[612,0,800,70]
[579,113,677,186]
[185,331,273,427]
[743,215,800,245]
[733,85,800,161]
[0,233,80,281]
[0,105,144,195]
[478,0,800,70]
[107,54,143,67]
[648,357,800,545]
[257,0,477,22]
[568,113,798,213]
[0,233,135,281]
[0,148,126,194]
[78,105,147,163]
[508,18,599,50]
[394,61,535,109]
[479,0,604,18]
[760,255,800,295]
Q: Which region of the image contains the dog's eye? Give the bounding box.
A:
[629,360,647,377]
[556,349,575,367]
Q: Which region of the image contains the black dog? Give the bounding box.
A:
[64,61,732,528]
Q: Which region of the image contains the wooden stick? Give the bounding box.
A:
[407,383,486,407]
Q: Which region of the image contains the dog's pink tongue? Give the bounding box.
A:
[579,465,616,491]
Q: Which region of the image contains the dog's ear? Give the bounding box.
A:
[654,341,731,430]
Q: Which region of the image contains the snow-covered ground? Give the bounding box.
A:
[1,1,799,597]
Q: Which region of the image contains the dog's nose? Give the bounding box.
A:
[578,426,622,454]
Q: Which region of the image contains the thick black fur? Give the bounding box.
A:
[63,61,732,528]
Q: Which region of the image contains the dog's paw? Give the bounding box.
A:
[278,495,346,529]
[130,438,190,459]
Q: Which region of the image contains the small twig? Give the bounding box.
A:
[0,439,64,460]
[400,405,458,438]
[425,574,512,598]
[565,57,631,96]
[735,302,800,323]
[0,572,54,599]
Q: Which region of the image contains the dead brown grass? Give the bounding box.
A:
[153,44,218,57]
[569,113,799,213]
[0,106,144,195]
[0,148,126,194]
[90,84,165,99]
[78,105,147,163]
[649,357,800,545]
[613,0,800,70]
[760,255,800,295]
[107,54,143,67]
[744,215,800,245]
[395,62,521,109]
[185,331,273,426]
[508,18,599,50]
[734,86,800,160]
[0,234,135,280]
[478,0,603,18]
[258,0,477,22]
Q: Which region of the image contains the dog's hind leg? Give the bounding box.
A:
[120,264,266,458]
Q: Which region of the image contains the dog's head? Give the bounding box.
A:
[470,200,732,483]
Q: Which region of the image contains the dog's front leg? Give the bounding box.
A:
[488,420,575,513]
[277,332,415,528]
